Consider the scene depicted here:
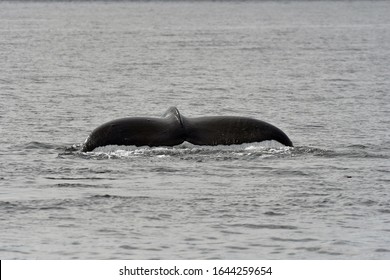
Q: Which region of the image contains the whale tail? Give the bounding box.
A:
[81,107,293,152]
[182,115,293,147]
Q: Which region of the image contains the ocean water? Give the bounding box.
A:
[1,0,389,259]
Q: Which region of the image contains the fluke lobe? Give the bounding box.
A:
[81,107,293,152]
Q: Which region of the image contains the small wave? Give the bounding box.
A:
[0,200,65,213]
[45,176,111,181]
[91,194,144,200]
[292,145,389,159]
[0,201,18,209]
[0,195,152,214]
[264,211,286,216]
[53,183,112,189]
[271,237,318,242]
[375,249,390,253]
[292,146,335,157]
[295,246,342,256]
[230,223,298,230]
[15,141,62,150]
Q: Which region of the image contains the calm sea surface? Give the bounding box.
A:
[1,0,389,259]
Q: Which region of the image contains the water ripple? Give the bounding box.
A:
[230,223,298,230]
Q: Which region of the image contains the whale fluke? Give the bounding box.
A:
[81,107,293,152]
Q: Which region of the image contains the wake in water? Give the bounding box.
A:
[69,141,294,161]
[14,140,388,162]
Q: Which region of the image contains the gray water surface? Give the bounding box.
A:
[1,0,390,259]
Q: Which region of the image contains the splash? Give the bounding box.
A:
[75,141,294,160]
